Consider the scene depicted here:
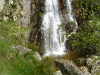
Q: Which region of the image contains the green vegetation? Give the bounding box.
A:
[0,38,54,75]
[27,43,39,52]
[0,18,29,45]
[0,18,55,75]
[68,0,100,55]
[68,17,100,54]
[39,12,44,17]
[11,3,17,8]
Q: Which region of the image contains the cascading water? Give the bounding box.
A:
[41,0,66,56]
[66,0,78,36]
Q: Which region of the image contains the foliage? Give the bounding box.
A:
[0,18,29,45]
[33,57,55,75]
[79,0,100,18]
[0,18,55,75]
[11,3,17,8]
[68,17,100,54]
[26,43,39,52]
[39,12,44,17]
[0,38,55,75]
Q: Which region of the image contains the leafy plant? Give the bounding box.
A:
[68,17,100,54]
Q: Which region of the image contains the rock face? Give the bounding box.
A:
[20,0,31,27]
[0,0,35,27]
[78,55,100,75]
[91,60,100,75]
[29,0,44,44]
[55,59,91,75]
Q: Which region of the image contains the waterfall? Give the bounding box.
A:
[66,0,78,36]
[41,0,66,56]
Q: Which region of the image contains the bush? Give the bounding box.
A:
[68,17,100,54]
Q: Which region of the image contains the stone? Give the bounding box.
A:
[54,70,63,75]
[20,0,31,27]
[77,55,100,75]
[91,60,100,75]
[12,45,31,55]
[3,15,8,20]
[34,52,41,61]
[9,0,13,5]
[7,52,13,60]
[77,57,86,65]
[86,55,99,68]
[13,15,17,21]
[0,36,4,39]
[20,10,25,17]
[85,55,100,75]
[55,59,91,75]
[80,66,91,75]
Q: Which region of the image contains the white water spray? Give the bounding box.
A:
[66,0,78,37]
[41,0,66,56]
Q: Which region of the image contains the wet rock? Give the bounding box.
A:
[29,0,44,44]
[66,22,76,34]
[54,70,63,75]
[34,52,41,61]
[55,59,91,75]
[12,45,31,55]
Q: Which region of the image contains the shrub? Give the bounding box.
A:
[68,17,100,54]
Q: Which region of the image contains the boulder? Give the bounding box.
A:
[55,59,91,75]
[54,70,63,75]
[0,36,4,39]
[80,66,91,75]
[77,55,100,75]
[12,45,31,55]
[91,60,100,75]
[86,55,100,75]
[34,52,41,61]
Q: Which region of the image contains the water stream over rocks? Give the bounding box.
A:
[41,0,78,56]
[66,0,78,37]
[41,0,66,56]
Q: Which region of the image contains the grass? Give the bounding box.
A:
[0,38,55,75]
[0,38,34,75]
[0,18,55,75]
[0,18,30,45]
